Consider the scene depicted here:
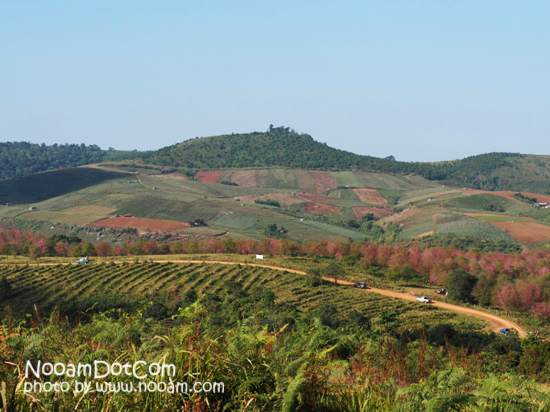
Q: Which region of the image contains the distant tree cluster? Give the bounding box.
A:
[483,204,505,212]
[189,218,207,227]
[0,142,141,181]
[514,193,538,204]
[264,223,287,238]
[255,199,281,207]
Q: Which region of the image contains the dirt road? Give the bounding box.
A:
[3,258,526,337]
[165,260,527,337]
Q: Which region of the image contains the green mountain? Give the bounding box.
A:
[3,127,550,192]
[126,126,548,192]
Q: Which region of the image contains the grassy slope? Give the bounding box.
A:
[0,168,132,204]
[2,165,550,244]
[0,167,385,242]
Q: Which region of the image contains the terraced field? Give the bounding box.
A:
[0,262,484,331]
[435,214,517,243]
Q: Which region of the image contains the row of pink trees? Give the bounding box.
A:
[2,230,550,318]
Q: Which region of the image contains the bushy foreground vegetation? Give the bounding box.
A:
[2,282,550,411]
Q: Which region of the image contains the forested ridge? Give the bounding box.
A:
[139,126,528,190]
[0,142,142,181]
[3,128,548,191]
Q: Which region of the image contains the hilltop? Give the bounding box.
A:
[113,126,550,192]
[3,128,550,192]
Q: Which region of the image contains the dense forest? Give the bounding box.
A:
[0,142,142,181]
[138,126,529,190]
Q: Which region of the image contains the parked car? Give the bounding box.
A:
[76,258,89,264]
[416,296,431,303]
[354,282,368,289]
[437,288,447,295]
[500,328,510,335]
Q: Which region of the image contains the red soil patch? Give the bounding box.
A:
[237,193,304,207]
[91,217,190,232]
[469,190,550,204]
[195,170,223,184]
[230,170,257,186]
[352,188,389,206]
[489,222,550,243]
[353,206,393,220]
[310,171,337,192]
[305,202,340,214]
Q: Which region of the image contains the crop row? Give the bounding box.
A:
[0,262,480,330]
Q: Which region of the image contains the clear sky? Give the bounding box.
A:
[1,1,549,161]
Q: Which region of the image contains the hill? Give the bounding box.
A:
[4,128,550,193]
[116,126,549,192]
[1,164,549,247]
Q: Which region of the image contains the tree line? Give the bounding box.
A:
[0,142,142,181]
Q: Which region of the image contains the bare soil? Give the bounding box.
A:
[353,188,389,206]
[353,206,393,219]
[490,221,550,243]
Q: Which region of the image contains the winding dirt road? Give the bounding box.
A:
[163,259,527,337]
[3,259,526,337]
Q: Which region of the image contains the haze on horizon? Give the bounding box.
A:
[1,1,549,162]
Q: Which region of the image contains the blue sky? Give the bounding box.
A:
[1,1,549,161]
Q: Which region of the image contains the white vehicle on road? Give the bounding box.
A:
[416,296,431,303]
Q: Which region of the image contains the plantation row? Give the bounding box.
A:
[0,262,482,330]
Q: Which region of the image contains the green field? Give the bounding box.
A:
[0,261,484,331]
[328,188,361,201]
[330,171,365,187]
[435,213,517,243]
[444,193,550,219]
